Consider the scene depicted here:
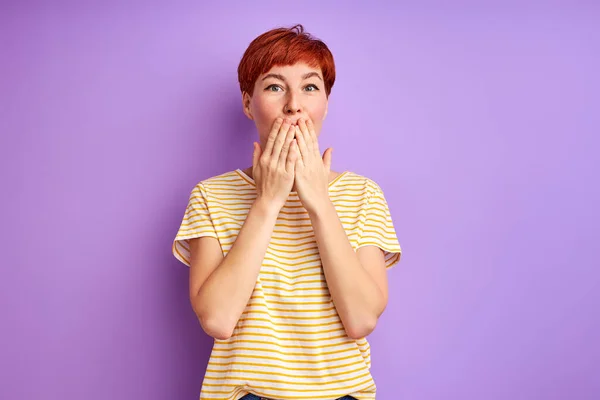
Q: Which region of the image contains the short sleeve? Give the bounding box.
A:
[172,183,219,267]
[357,182,402,269]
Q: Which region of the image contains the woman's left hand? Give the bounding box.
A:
[293,117,333,214]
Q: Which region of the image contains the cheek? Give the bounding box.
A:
[251,98,279,142]
[311,103,328,120]
[309,103,328,135]
[253,98,274,120]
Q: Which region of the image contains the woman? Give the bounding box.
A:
[173,24,401,400]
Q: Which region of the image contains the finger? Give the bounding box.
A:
[294,138,305,171]
[307,118,317,140]
[306,118,320,154]
[278,122,297,167]
[294,125,310,160]
[298,119,313,153]
[263,118,284,156]
[271,119,292,160]
[322,147,333,172]
[252,142,261,169]
[286,139,298,173]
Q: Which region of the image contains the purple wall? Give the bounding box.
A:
[2,2,599,399]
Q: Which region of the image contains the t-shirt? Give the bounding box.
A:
[173,169,402,400]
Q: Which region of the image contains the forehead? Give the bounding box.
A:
[262,62,322,78]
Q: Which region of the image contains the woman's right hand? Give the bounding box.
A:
[252,117,298,212]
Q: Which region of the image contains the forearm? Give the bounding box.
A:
[194,198,279,338]
[309,199,386,339]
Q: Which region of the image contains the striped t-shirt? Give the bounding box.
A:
[173,169,402,400]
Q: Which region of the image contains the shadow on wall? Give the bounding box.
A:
[181,77,256,180]
[162,82,253,397]
[216,88,257,172]
[161,246,213,397]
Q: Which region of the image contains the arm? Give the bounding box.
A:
[308,199,388,339]
[290,118,389,339]
[188,118,299,340]
[188,198,279,340]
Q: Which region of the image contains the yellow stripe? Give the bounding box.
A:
[172,243,187,264]
[211,231,318,243]
[263,251,320,262]
[258,278,325,286]
[172,171,399,400]
[248,298,331,306]
[258,285,329,293]
[261,255,321,268]
[233,324,341,335]
[240,309,335,320]
[215,337,350,348]
[210,205,308,216]
[202,370,372,387]
[228,331,347,342]
[206,364,365,378]
[259,292,330,299]
[210,351,360,364]
[258,264,323,275]
[211,345,357,358]
[259,270,322,280]
[264,245,318,255]
[358,241,401,251]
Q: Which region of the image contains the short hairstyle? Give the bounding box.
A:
[237,24,336,97]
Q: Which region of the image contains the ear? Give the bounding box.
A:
[242,92,254,120]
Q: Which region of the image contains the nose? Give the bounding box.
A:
[284,91,302,116]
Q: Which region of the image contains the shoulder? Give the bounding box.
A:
[190,170,244,192]
[197,170,240,186]
[183,170,246,205]
[339,171,385,197]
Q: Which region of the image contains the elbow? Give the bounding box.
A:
[344,316,378,340]
[204,323,235,340]
[198,314,235,340]
[191,294,237,340]
[343,297,387,339]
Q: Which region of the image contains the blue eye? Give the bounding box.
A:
[265,84,319,92]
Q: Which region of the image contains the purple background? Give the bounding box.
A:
[1,2,599,399]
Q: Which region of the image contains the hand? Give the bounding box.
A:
[252,118,299,212]
[293,117,333,214]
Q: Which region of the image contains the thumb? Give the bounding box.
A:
[322,148,333,171]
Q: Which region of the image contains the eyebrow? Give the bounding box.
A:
[262,72,323,82]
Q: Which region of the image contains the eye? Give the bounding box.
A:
[305,84,319,92]
[266,84,282,92]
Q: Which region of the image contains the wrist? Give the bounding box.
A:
[253,196,282,219]
[306,196,334,218]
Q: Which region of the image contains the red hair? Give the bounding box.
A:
[237,24,336,97]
